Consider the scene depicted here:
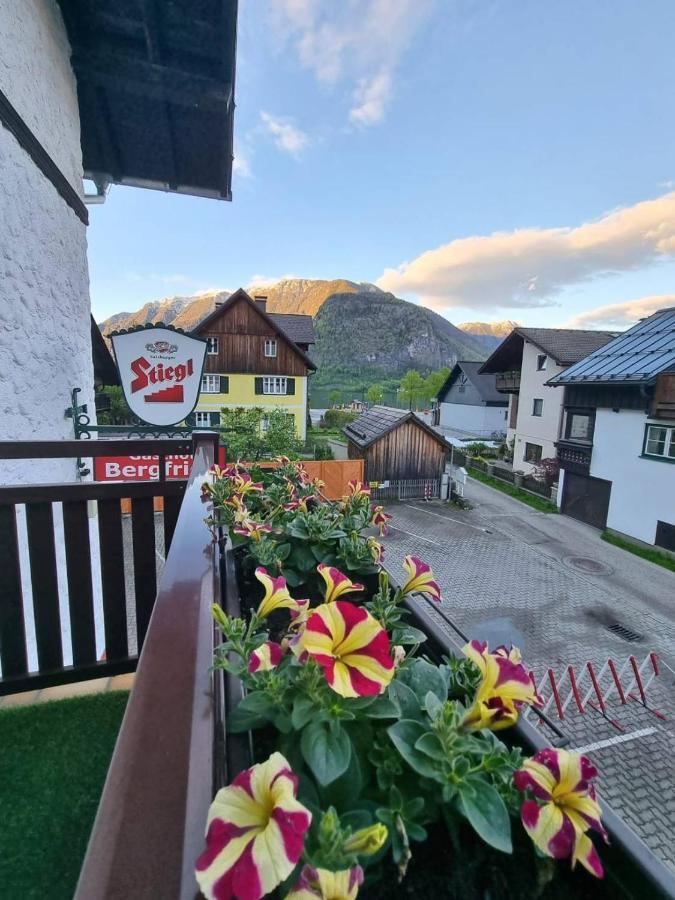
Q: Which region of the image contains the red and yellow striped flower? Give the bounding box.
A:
[347,480,371,498]
[254,567,305,619]
[233,520,274,541]
[318,564,364,604]
[367,537,384,565]
[195,752,312,900]
[301,601,394,698]
[370,505,391,536]
[514,748,607,878]
[248,641,284,674]
[288,865,364,900]
[461,641,541,731]
[399,556,442,601]
[224,495,250,524]
[232,473,264,495]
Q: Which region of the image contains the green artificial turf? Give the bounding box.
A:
[602,530,675,573]
[467,467,559,513]
[0,690,128,900]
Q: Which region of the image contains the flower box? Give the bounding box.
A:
[198,461,672,900]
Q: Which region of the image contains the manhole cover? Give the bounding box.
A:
[563,556,613,575]
[604,621,644,643]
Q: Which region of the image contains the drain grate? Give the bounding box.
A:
[604,621,644,643]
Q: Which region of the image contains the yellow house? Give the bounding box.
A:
[190,289,315,440]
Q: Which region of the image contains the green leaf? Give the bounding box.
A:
[319,741,364,807]
[457,779,512,853]
[388,681,423,721]
[275,542,292,561]
[292,543,319,572]
[392,625,428,645]
[283,568,304,587]
[386,720,439,779]
[292,695,319,730]
[397,658,448,704]
[228,692,276,733]
[301,720,352,786]
[363,696,400,719]
[424,690,444,719]
[414,732,446,761]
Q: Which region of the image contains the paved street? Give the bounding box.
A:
[382,477,675,871]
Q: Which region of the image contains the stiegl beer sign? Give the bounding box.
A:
[110,325,207,426]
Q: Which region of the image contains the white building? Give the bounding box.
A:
[433,361,508,439]
[479,327,617,473]
[0,0,236,484]
[550,308,675,549]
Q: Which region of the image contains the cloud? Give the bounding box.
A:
[566,294,675,329]
[377,192,675,311]
[269,0,436,126]
[349,70,392,126]
[233,145,252,178]
[260,111,309,156]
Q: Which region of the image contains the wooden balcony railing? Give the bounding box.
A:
[0,438,192,695]
[495,370,521,393]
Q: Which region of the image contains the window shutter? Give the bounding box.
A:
[211,412,221,426]
[220,376,229,393]
[185,413,196,427]
[255,377,264,395]
[286,378,295,395]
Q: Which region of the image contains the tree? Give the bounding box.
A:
[328,389,342,407]
[96,385,132,425]
[424,367,450,404]
[398,370,426,409]
[366,383,384,405]
[220,406,300,461]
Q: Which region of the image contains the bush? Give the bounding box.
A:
[322,408,358,429]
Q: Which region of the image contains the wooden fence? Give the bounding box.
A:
[373,478,441,502]
[303,459,364,499]
[0,438,191,695]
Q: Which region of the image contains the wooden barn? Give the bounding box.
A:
[344,406,451,483]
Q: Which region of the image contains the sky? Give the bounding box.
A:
[88,0,675,331]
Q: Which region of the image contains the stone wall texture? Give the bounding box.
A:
[0,0,94,483]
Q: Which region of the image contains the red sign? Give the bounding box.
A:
[93,447,227,482]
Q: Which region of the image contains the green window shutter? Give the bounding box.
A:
[185,413,196,427]
[220,376,229,393]
[211,412,221,426]
[255,377,264,395]
[286,378,296,395]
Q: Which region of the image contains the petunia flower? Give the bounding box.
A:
[318,564,364,604]
[248,641,284,674]
[288,865,364,900]
[461,640,541,731]
[254,567,305,619]
[370,505,391,536]
[514,748,608,878]
[224,495,250,524]
[232,473,264,495]
[195,752,312,900]
[233,520,274,542]
[399,556,442,601]
[347,480,371,498]
[367,537,385,565]
[301,601,394,698]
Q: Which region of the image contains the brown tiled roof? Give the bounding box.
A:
[343,405,450,449]
[269,314,315,345]
[516,328,618,365]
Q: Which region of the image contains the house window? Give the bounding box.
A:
[206,337,219,355]
[261,415,270,432]
[644,424,675,460]
[524,442,543,464]
[564,408,595,443]
[537,354,548,371]
[532,398,543,417]
[263,376,287,395]
[195,412,214,428]
[264,339,277,358]
[201,374,220,393]
[458,385,465,393]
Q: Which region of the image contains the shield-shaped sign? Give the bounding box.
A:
[111,326,207,426]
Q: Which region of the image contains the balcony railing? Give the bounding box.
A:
[495,370,521,393]
[556,438,593,473]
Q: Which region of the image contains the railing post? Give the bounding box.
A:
[192,429,219,468]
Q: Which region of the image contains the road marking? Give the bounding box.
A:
[572,727,658,754]
[403,504,489,533]
[388,525,447,547]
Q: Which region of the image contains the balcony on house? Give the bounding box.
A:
[495,370,521,392]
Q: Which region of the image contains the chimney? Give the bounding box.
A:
[254,294,267,314]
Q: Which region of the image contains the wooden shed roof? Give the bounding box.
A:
[57,0,237,200]
[343,406,451,450]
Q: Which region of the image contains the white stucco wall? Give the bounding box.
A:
[590,409,675,544]
[0,0,94,484]
[440,401,508,437]
[513,342,565,472]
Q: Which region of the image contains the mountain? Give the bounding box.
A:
[99,280,488,378]
[457,320,518,351]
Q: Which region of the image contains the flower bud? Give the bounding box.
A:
[343,823,388,856]
[212,604,229,631]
